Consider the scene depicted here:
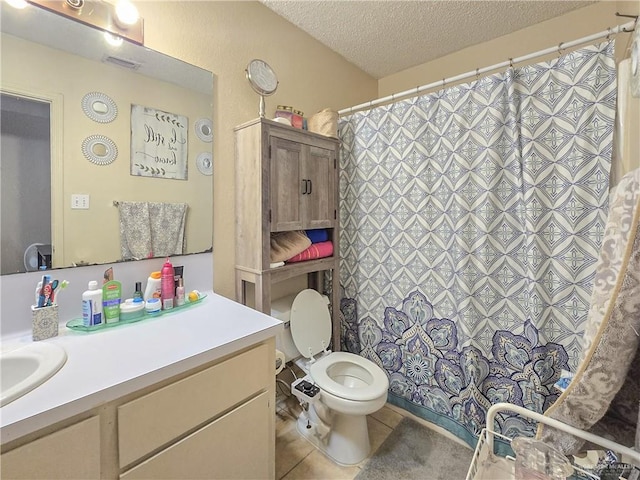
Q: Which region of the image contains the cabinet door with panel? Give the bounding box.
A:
[270,136,303,231]
[270,136,336,232]
[304,145,335,229]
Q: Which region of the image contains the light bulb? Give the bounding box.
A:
[115,0,139,26]
[6,0,28,9]
[104,32,123,47]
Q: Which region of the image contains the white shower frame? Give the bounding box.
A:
[465,402,640,480]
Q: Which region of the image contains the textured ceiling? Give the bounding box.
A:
[261,1,594,78]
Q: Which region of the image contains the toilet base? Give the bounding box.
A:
[297,405,371,466]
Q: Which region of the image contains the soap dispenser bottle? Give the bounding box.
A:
[161,258,175,310]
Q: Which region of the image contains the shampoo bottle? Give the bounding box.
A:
[82,281,103,326]
[161,258,175,310]
[144,272,162,301]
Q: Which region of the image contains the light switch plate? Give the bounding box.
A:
[71,194,90,209]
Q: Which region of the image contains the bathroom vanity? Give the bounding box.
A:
[0,292,282,479]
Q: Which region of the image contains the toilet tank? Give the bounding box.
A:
[271,293,301,362]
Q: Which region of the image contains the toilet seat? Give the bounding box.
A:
[310,352,389,402]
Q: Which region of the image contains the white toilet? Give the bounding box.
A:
[272,289,389,466]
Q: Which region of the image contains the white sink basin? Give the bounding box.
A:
[1,342,67,407]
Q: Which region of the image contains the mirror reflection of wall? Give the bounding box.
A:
[0,3,214,275]
[0,94,51,275]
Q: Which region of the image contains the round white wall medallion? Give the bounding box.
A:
[196,152,213,175]
[194,118,213,142]
[82,135,118,165]
[81,92,117,123]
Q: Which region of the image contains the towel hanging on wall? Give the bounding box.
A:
[118,201,188,260]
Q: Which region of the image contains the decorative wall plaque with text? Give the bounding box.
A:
[131,105,188,180]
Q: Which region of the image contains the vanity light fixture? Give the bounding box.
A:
[28,0,144,45]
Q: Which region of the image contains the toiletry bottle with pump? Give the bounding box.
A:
[161,258,175,310]
[144,272,162,301]
[82,281,103,326]
[176,278,185,306]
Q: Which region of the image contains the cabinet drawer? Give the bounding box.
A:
[1,416,100,480]
[118,343,270,468]
[120,391,271,480]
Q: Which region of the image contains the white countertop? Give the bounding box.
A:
[0,291,282,445]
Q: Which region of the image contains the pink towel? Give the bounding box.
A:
[286,241,334,263]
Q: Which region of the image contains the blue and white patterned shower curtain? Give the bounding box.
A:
[338,42,616,445]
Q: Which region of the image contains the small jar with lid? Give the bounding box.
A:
[120,298,145,321]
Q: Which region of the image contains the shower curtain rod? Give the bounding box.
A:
[338,20,636,115]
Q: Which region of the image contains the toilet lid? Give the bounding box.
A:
[290,289,332,358]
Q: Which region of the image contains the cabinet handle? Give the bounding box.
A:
[308,179,312,194]
[301,179,308,195]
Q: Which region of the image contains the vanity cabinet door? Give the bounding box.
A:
[120,391,271,480]
[0,416,100,480]
[117,343,270,468]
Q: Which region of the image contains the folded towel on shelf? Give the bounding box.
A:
[270,231,312,263]
[286,241,333,263]
[305,229,329,243]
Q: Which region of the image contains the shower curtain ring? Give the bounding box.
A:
[557,42,564,56]
[442,78,445,88]
[476,67,480,80]
[606,27,612,40]
[509,58,514,68]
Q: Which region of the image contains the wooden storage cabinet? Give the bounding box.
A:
[235,118,341,349]
[270,136,335,231]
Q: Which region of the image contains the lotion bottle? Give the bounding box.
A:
[161,258,175,310]
[144,272,162,302]
[82,280,103,326]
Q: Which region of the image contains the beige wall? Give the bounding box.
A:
[379,2,639,96]
[136,1,378,299]
[2,33,213,267]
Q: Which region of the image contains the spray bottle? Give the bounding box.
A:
[161,257,175,310]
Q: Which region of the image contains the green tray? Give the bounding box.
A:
[66,294,207,332]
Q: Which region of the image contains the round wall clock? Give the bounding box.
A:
[245,59,278,118]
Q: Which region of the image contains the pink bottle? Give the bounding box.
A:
[161,257,175,310]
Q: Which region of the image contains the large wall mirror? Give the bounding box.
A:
[0,2,214,275]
